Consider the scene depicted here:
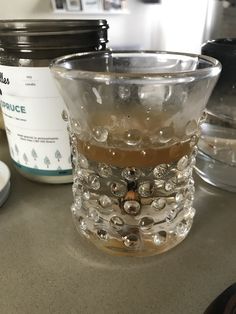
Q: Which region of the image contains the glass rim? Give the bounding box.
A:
[50,50,221,81]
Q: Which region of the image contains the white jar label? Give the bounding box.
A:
[0,65,72,176]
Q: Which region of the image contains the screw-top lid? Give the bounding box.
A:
[0,19,109,50]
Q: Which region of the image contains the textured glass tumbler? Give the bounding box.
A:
[51,51,221,256]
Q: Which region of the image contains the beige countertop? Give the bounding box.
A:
[0,129,236,314]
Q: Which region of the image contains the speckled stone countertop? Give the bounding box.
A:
[0,129,236,314]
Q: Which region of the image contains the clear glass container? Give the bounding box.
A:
[51,51,221,256]
[196,39,236,192]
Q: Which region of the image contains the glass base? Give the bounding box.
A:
[91,233,190,257]
[74,216,193,257]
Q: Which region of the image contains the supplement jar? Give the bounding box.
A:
[0,19,108,183]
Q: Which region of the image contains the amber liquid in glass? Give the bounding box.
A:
[77,138,192,168]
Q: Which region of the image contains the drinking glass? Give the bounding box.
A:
[50,51,221,256]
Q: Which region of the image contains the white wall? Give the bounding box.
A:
[0,0,209,53]
[0,0,52,19]
[160,0,209,53]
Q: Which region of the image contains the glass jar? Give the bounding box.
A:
[0,19,108,183]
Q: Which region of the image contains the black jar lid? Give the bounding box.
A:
[202,38,236,64]
[0,19,109,50]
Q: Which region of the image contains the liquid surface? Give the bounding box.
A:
[77,138,193,168]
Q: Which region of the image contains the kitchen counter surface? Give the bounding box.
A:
[0,129,236,314]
